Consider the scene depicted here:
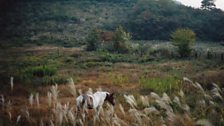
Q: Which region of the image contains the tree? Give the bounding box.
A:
[171,28,196,58]
[112,26,132,53]
[201,0,216,10]
[86,29,101,51]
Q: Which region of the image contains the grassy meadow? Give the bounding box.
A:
[0,41,223,126]
[0,0,224,126]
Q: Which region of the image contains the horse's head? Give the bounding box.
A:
[105,93,115,106]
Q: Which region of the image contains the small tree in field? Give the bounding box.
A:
[171,28,196,58]
[112,26,131,53]
[86,29,101,51]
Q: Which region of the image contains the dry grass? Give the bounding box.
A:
[0,77,223,126]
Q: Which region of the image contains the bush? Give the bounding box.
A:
[171,28,196,58]
[86,29,101,51]
[112,26,132,53]
[25,65,57,77]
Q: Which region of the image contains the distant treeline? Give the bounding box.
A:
[124,0,224,42]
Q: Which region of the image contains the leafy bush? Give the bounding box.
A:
[25,65,57,77]
[171,28,196,58]
[112,26,132,53]
[86,29,101,51]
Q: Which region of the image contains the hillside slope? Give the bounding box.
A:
[0,0,133,46]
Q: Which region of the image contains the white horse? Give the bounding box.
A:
[76,91,115,119]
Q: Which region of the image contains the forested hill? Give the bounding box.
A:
[0,0,224,46]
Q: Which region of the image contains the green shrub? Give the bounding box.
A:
[171,28,196,58]
[112,26,132,53]
[25,65,57,77]
[86,29,101,51]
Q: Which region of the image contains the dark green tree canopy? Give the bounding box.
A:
[201,0,216,10]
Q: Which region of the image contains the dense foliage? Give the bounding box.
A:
[112,26,132,53]
[125,0,224,42]
[0,0,224,45]
[171,28,196,58]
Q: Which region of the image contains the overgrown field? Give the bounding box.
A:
[0,42,224,125]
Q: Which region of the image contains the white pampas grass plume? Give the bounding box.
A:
[78,89,82,95]
[182,104,190,112]
[178,90,185,98]
[50,120,54,126]
[67,78,76,97]
[211,88,223,101]
[128,108,142,125]
[47,92,52,107]
[162,93,171,104]
[183,77,197,88]
[36,93,40,108]
[195,82,205,94]
[173,96,181,107]
[124,94,137,108]
[16,115,21,124]
[212,83,222,92]
[119,104,125,116]
[50,84,60,103]
[10,76,14,92]
[87,88,93,94]
[1,95,4,109]
[196,119,214,126]
[150,92,161,100]
[143,106,159,115]
[40,119,44,126]
[140,95,149,106]
[78,119,84,126]
[29,93,34,107]
[113,114,128,126]
[8,111,12,121]
[68,111,75,123]
[156,99,173,112]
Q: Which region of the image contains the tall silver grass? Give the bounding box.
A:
[35,93,40,108]
[10,76,14,92]
[29,93,34,107]
[67,78,76,97]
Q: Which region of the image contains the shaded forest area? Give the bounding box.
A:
[0,0,224,44]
